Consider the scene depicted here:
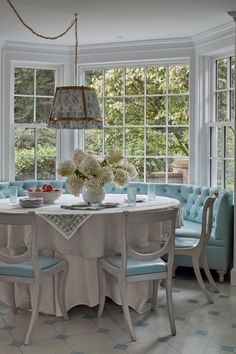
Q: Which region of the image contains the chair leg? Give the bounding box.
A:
[9,283,17,314]
[151,280,159,311]
[97,266,106,317]
[201,254,219,293]
[24,282,42,345]
[58,270,69,321]
[192,255,214,304]
[165,275,176,336]
[119,279,136,341]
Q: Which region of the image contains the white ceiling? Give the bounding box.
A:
[0,0,235,46]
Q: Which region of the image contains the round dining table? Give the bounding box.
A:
[0,194,183,315]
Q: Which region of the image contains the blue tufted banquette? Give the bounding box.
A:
[105,182,233,280]
[0,181,233,281]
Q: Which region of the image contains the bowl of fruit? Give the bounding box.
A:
[27,184,64,204]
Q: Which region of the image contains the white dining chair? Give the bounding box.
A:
[97,208,178,341]
[0,212,69,345]
[175,196,219,303]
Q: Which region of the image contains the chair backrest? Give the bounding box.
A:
[0,212,40,278]
[119,208,178,275]
[200,196,216,247]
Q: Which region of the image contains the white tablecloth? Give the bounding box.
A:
[0,194,183,315]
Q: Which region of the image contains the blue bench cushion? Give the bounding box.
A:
[175,237,199,248]
[0,256,61,278]
[175,220,226,247]
[105,256,167,276]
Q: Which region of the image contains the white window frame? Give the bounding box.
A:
[10,61,62,181]
[207,53,234,189]
[81,59,190,183]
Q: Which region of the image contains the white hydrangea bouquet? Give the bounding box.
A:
[57,149,138,196]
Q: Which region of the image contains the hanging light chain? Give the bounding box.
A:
[74,14,78,85]
[6,0,77,40]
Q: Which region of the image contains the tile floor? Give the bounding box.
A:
[0,268,236,354]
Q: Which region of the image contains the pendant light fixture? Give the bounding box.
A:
[7,1,102,129]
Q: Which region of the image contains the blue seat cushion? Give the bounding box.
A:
[0,256,62,278]
[105,256,167,276]
[176,220,226,247]
[175,237,199,248]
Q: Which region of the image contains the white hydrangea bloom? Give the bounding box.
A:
[107,150,122,164]
[120,163,138,179]
[114,168,129,187]
[66,175,83,196]
[100,166,114,184]
[57,160,74,177]
[79,156,101,177]
[72,149,88,167]
[84,177,102,193]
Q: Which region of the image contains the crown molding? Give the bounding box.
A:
[193,21,235,49]
[1,20,234,56]
[2,41,73,55]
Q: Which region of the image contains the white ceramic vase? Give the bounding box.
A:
[82,186,105,204]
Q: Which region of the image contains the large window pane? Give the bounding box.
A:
[14,97,34,123]
[147,66,166,94]
[168,128,189,157]
[217,58,227,90]
[168,158,189,184]
[225,160,234,191]
[105,98,123,126]
[231,57,235,89]
[36,69,55,96]
[85,130,103,156]
[146,158,166,182]
[216,92,227,121]
[15,128,35,153]
[226,127,234,158]
[105,69,123,96]
[85,70,103,96]
[15,68,34,95]
[146,97,166,125]
[36,98,54,123]
[146,128,166,156]
[169,65,189,93]
[125,68,144,95]
[125,97,144,125]
[15,156,35,181]
[105,128,123,152]
[37,152,56,180]
[168,96,189,125]
[125,128,144,155]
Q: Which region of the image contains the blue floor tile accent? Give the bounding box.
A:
[44,319,57,325]
[83,314,96,319]
[188,299,199,304]
[221,345,234,352]
[136,320,149,327]
[113,343,128,350]
[55,334,69,340]
[1,325,14,331]
[157,336,170,342]
[219,294,230,299]
[157,304,166,308]
[10,340,24,347]
[195,330,208,336]
[208,310,220,316]
[97,328,111,334]
[175,315,186,321]
[172,288,181,293]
